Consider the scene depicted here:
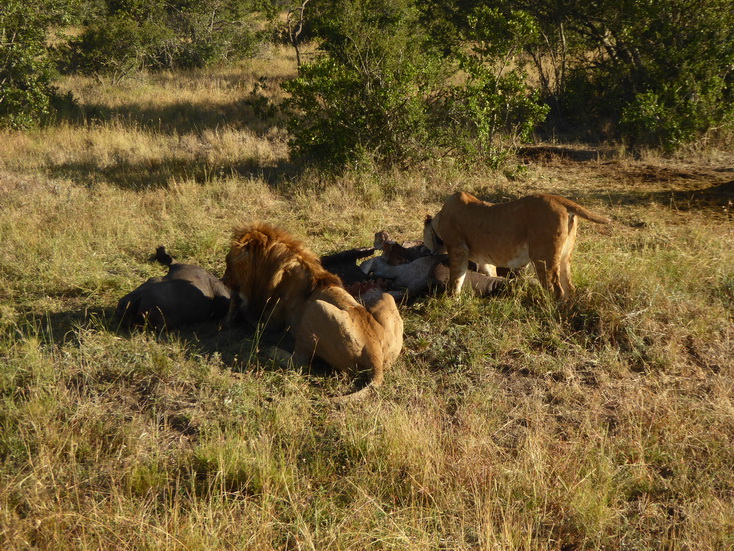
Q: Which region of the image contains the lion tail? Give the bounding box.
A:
[331,365,385,405]
[552,196,611,224]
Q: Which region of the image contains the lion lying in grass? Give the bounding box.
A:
[222,222,403,403]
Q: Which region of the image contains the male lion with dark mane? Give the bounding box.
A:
[222,222,403,403]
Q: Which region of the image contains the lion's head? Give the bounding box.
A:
[422,214,445,254]
[223,222,341,329]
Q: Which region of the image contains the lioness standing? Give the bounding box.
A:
[424,192,611,299]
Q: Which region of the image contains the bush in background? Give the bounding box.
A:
[283,0,549,170]
[419,0,734,150]
[57,0,276,78]
[283,0,449,169]
[442,6,549,166]
[59,14,173,83]
[557,0,734,148]
[0,1,72,129]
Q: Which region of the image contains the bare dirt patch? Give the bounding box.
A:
[519,145,734,221]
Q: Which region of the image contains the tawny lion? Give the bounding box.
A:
[222,222,403,403]
[424,192,611,299]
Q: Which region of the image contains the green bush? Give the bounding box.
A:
[58,0,274,76]
[162,0,269,68]
[550,0,734,148]
[61,15,173,82]
[283,55,444,169]
[445,6,549,165]
[620,90,690,151]
[283,0,549,170]
[0,1,69,129]
[621,80,734,151]
[445,70,549,167]
[418,0,734,151]
[283,0,447,169]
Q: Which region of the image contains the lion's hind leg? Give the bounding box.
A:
[302,299,390,403]
[559,253,576,298]
[530,226,569,299]
[294,299,363,371]
[365,293,403,367]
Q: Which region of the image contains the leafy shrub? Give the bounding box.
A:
[284,57,443,169]
[620,91,690,151]
[552,0,734,148]
[445,71,549,167]
[620,77,734,150]
[283,0,549,170]
[283,0,447,169]
[444,6,549,165]
[419,0,734,151]
[61,15,173,82]
[163,0,269,68]
[57,0,274,77]
[0,44,55,129]
[0,1,70,129]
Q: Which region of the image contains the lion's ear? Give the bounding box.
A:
[269,266,285,289]
[227,245,250,264]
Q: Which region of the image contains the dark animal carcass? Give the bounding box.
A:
[360,254,448,296]
[320,246,376,286]
[115,247,231,330]
[321,231,507,301]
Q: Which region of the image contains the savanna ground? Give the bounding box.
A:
[1,44,733,550]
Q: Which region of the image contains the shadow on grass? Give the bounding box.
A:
[154,320,336,381]
[46,155,299,191]
[518,144,620,163]
[566,181,734,221]
[20,304,336,381]
[53,95,300,190]
[61,92,284,137]
[500,145,734,219]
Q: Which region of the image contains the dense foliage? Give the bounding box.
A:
[1,0,732,155]
[1,0,277,127]
[421,0,734,148]
[283,0,448,168]
[284,0,549,168]
[284,0,734,167]
[0,1,73,129]
[58,0,277,79]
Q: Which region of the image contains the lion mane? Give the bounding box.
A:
[222,222,403,403]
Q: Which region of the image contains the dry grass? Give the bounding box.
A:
[0,52,733,550]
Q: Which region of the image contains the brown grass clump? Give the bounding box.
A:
[0,55,733,550]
